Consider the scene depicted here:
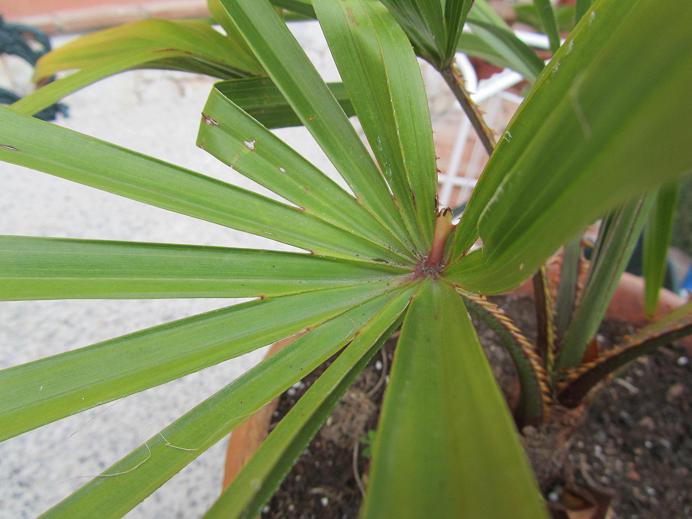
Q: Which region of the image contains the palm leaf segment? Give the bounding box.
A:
[0,0,690,516]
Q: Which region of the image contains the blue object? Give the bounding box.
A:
[0,15,68,121]
[682,265,692,292]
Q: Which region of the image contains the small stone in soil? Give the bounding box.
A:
[666,383,684,401]
[618,410,633,426]
[677,356,689,367]
[638,416,655,430]
[626,470,640,481]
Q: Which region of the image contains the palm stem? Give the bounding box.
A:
[532,266,556,370]
[461,292,553,426]
[441,62,496,155]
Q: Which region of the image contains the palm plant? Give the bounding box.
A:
[1,0,690,517]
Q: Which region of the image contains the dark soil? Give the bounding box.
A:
[562,334,692,518]
[260,296,692,519]
[261,339,395,519]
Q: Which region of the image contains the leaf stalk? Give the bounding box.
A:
[441,62,496,155]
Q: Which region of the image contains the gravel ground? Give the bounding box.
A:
[0,22,420,519]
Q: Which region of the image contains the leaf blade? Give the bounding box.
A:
[213,77,354,129]
[35,19,260,80]
[314,0,437,248]
[0,281,401,440]
[449,0,692,292]
[643,183,679,316]
[362,281,548,518]
[555,238,582,338]
[0,236,406,300]
[378,0,447,67]
[443,0,475,62]
[0,107,404,265]
[532,0,561,53]
[575,0,593,23]
[13,19,260,116]
[556,197,653,369]
[14,51,176,117]
[466,0,544,82]
[198,83,413,260]
[217,0,415,252]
